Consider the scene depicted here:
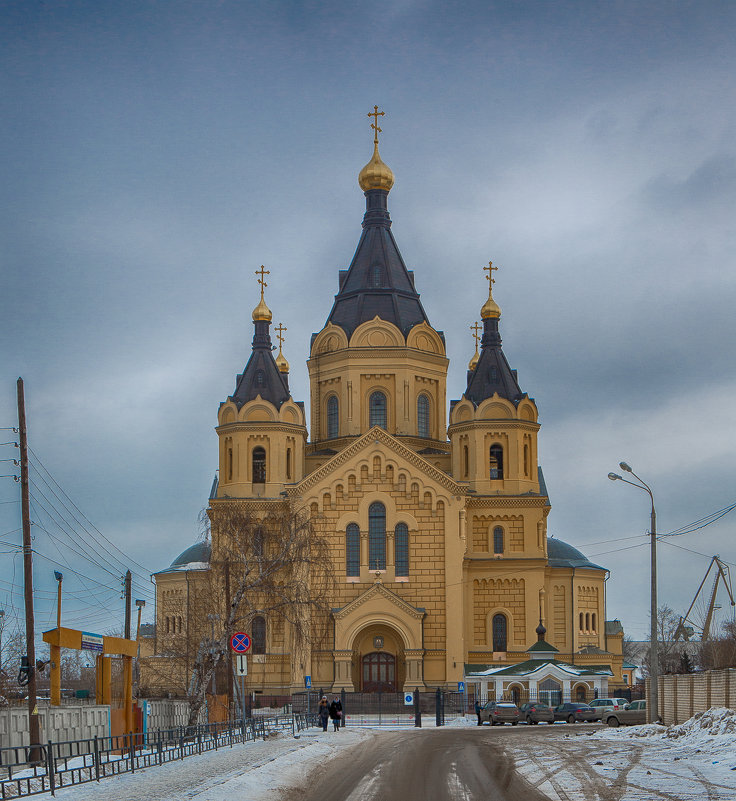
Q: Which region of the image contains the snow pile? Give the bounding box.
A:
[665,706,736,739]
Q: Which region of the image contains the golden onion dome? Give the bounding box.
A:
[275,350,289,373]
[481,289,501,320]
[468,348,480,371]
[358,142,395,192]
[252,296,272,322]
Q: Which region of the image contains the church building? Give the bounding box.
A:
[145,114,625,701]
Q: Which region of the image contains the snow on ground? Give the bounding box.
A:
[50,727,374,801]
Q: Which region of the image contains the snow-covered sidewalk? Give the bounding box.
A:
[49,727,373,801]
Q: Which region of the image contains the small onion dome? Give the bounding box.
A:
[536,619,547,641]
[358,142,395,192]
[252,296,272,322]
[275,350,289,373]
[481,288,501,320]
[468,348,479,371]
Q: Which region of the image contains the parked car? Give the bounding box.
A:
[602,699,647,727]
[479,701,520,725]
[588,697,630,721]
[553,702,597,723]
[519,702,554,724]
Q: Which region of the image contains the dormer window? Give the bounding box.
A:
[370,265,384,288]
[255,370,265,387]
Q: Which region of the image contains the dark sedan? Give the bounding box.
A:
[519,702,554,724]
[553,702,597,723]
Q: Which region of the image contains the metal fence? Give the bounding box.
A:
[0,713,317,799]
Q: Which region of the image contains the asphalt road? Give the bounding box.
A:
[281,727,550,801]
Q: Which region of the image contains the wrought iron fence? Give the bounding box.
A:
[0,713,317,798]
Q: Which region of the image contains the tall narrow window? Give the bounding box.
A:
[368,502,386,570]
[327,395,339,438]
[579,612,584,632]
[591,613,597,633]
[227,444,233,481]
[493,526,504,555]
[371,265,383,287]
[369,392,387,429]
[585,612,590,632]
[346,523,360,577]
[489,444,504,480]
[252,447,266,483]
[417,394,430,438]
[492,613,507,652]
[395,523,409,577]
[286,447,292,480]
[463,444,469,478]
[523,444,529,477]
[252,616,266,655]
[253,527,265,558]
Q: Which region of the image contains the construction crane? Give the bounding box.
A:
[674,556,735,641]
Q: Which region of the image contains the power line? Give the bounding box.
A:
[660,501,736,538]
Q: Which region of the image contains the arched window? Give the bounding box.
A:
[463,444,469,478]
[369,392,387,429]
[492,613,507,652]
[346,523,360,577]
[286,447,292,480]
[489,444,504,480]
[395,523,409,577]
[252,616,266,655]
[417,394,430,438]
[368,502,386,570]
[579,612,584,633]
[252,447,266,483]
[493,526,504,555]
[576,685,587,702]
[591,612,597,633]
[253,527,265,558]
[327,395,339,438]
[524,444,529,477]
[177,616,182,634]
[227,441,233,481]
[585,612,590,633]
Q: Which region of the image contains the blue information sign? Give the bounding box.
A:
[305,675,312,688]
[458,681,465,692]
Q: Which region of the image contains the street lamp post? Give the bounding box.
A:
[608,462,658,723]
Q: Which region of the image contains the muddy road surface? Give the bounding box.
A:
[281,728,548,801]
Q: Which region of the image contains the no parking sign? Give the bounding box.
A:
[230,632,251,653]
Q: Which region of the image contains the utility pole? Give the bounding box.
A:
[124,570,132,639]
[17,378,41,758]
[123,569,133,734]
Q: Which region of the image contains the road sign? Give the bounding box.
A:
[458,681,465,692]
[230,632,251,653]
[404,692,414,706]
[305,675,312,688]
[236,654,248,676]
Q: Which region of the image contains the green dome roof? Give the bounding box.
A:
[547,538,605,571]
[170,540,211,568]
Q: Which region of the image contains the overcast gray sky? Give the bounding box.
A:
[2,1,735,645]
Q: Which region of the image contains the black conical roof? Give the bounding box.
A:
[230,319,290,410]
[463,316,524,405]
[325,189,430,339]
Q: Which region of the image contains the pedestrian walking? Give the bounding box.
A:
[329,696,343,731]
[475,699,482,726]
[318,696,330,731]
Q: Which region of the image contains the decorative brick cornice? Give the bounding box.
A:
[287,426,465,496]
[465,495,549,509]
[216,422,308,436]
[448,420,541,433]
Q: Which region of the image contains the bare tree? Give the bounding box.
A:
[642,605,694,675]
[179,503,334,726]
[698,621,736,670]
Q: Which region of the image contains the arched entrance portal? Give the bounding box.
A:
[362,652,396,692]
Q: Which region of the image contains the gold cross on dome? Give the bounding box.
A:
[368,105,385,145]
[483,261,498,289]
[255,265,270,298]
[275,322,287,349]
[470,321,482,348]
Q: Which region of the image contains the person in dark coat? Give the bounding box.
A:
[475,699,482,726]
[318,696,329,731]
[329,697,343,731]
